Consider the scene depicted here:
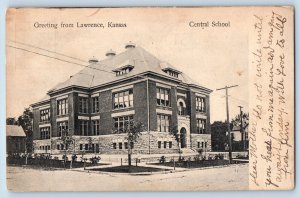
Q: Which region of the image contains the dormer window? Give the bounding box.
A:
[162,67,181,78]
[115,67,133,76]
[113,62,134,76]
[160,62,181,78]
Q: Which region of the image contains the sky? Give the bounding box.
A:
[6,8,249,122]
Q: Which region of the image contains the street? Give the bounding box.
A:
[6,164,248,191]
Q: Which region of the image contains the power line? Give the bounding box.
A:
[9,40,116,70]
[7,45,115,74]
[9,40,87,63]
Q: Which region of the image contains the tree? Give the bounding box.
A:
[17,107,33,153]
[231,112,249,130]
[114,121,144,167]
[6,117,17,125]
[231,112,249,152]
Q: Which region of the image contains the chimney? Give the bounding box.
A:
[88,56,99,64]
[105,49,116,58]
[125,41,136,49]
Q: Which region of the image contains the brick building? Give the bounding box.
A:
[31,42,212,155]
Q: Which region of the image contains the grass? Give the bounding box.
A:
[90,165,169,173]
[152,159,247,169]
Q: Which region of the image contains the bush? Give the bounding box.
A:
[178,156,185,162]
[72,154,78,162]
[194,155,200,162]
[159,156,166,164]
[89,156,101,165]
[62,154,68,161]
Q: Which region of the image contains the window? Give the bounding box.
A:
[245,132,249,140]
[40,127,50,139]
[113,143,117,149]
[91,97,99,113]
[196,119,206,134]
[156,87,170,107]
[80,144,83,151]
[95,144,100,153]
[113,89,133,109]
[57,144,60,150]
[79,97,88,114]
[178,101,185,115]
[164,141,167,149]
[115,66,133,76]
[169,141,172,149]
[124,142,128,149]
[201,142,204,148]
[57,121,68,137]
[80,120,89,136]
[157,114,170,132]
[196,97,206,113]
[91,120,100,135]
[130,142,134,149]
[40,109,50,122]
[119,142,123,149]
[57,98,68,115]
[204,142,207,148]
[114,116,134,132]
[158,141,161,149]
[197,142,200,148]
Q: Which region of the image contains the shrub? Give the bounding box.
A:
[72,154,78,162]
[178,156,185,162]
[54,156,59,160]
[89,156,101,165]
[62,154,68,161]
[194,155,200,162]
[159,156,166,164]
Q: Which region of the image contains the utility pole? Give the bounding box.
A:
[238,105,246,157]
[216,85,238,164]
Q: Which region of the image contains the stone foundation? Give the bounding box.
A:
[33,132,211,155]
[190,134,212,152]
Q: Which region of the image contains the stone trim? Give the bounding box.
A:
[195,92,207,97]
[56,95,68,100]
[39,105,50,110]
[56,117,69,122]
[91,115,100,120]
[156,82,171,89]
[78,93,89,97]
[91,93,99,97]
[156,108,172,115]
[78,116,89,120]
[196,113,207,119]
[177,93,187,98]
[39,123,51,128]
[111,110,135,118]
[112,85,133,93]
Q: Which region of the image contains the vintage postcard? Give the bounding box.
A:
[6,7,294,191]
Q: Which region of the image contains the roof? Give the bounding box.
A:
[48,46,210,93]
[6,125,26,137]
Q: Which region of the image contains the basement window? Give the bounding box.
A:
[158,141,161,149]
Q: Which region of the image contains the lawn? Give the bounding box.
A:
[89,165,170,173]
[152,159,247,169]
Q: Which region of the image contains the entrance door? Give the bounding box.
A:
[180,127,187,148]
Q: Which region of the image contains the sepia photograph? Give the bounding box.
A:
[5,7,294,191]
